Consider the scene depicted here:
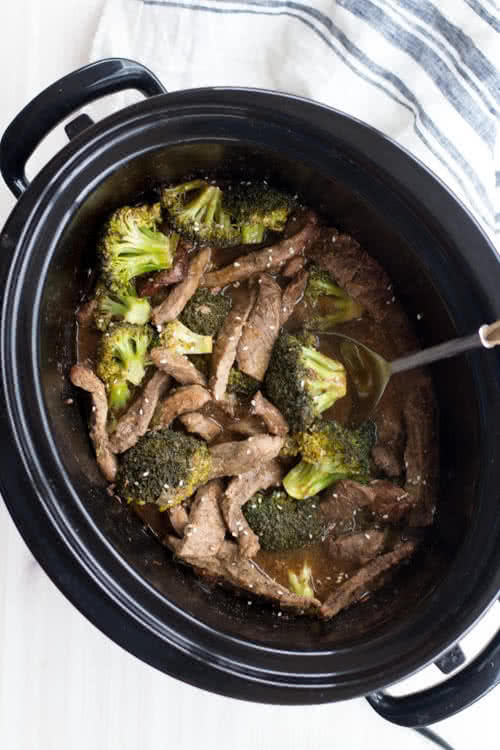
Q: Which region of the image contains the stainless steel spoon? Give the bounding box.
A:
[320,320,500,424]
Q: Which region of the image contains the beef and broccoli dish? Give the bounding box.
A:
[71,177,437,620]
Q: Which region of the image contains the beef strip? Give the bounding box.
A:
[176,480,226,558]
[178,412,222,442]
[372,444,403,478]
[109,370,170,453]
[136,241,190,297]
[209,435,284,478]
[156,385,212,428]
[151,348,207,386]
[282,255,306,278]
[250,391,289,436]
[320,541,417,619]
[209,286,257,401]
[307,228,393,323]
[226,415,267,437]
[152,247,211,325]
[403,377,438,527]
[280,269,309,326]
[168,504,189,537]
[236,274,282,380]
[168,537,320,612]
[327,530,387,567]
[200,213,318,288]
[320,479,416,526]
[76,296,97,326]
[69,365,117,482]
[220,459,284,557]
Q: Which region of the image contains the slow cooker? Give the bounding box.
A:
[0,58,499,728]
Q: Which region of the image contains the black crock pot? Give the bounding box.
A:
[1,58,499,728]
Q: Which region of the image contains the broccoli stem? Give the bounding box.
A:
[241,224,265,243]
[109,381,131,411]
[288,563,314,598]
[283,459,342,500]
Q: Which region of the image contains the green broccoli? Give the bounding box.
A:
[223,182,293,243]
[227,368,261,399]
[115,429,213,508]
[242,490,327,551]
[99,204,179,289]
[161,180,240,246]
[283,420,377,499]
[180,288,232,336]
[160,319,213,355]
[93,281,151,331]
[304,265,363,330]
[264,331,347,433]
[96,323,153,411]
[288,562,315,599]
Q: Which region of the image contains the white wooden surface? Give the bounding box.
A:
[0,2,498,748]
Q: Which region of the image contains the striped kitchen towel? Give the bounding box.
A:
[92,0,500,248]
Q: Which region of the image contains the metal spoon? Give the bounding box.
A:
[320,320,500,424]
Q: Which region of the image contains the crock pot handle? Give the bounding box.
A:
[366,628,500,727]
[0,58,166,198]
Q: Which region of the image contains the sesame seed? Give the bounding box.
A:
[235,316,242,321]
[248,583,253,588]
[160,359,167,364]
[331,236,337,243]
[417,313,423,320]
[391,296,396,303]
[382,514,389,519]
[277,611,282,617]
[91,405,96,412]
[64,398,74,405]
[144,398,150,404]
[142,471,149,477]
[364,533,371,539]
[134,481,139,486]
[269,325,275,330]
[234,262,241,267]
[139,408,144,416]
[247,601,252,605]
[164,484,169,489]
[179,480,184,487]
[242,346,248,351]
[246,449,251,455]
[233,281,240,288]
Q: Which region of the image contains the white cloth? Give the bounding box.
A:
[92,0,500,248]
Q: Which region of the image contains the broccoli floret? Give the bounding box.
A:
[93,281,151,331]
[283,420,377,499]
[224,182,293,243]
[180,288,232,336]
[243,490,327,551]
[115,429,213,508]
[227,368,261,398]
[99,204,179,289]
[288,562,315,599]
[264,332,347,433]
[304,265,363,330]
[160,319,213,355]
[96,323,153,411]
[161,180,240,246]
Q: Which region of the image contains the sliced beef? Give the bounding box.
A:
[209,286,257,401]
[372,444,403,478]
[169,538,320,612]
[151,348,207,386]
[327,530,387,567]
[178,412,222,442]
[177,480,226,558]
[70,365,117,482]
[226,415,267,437]
[250,391,289,436]
[236,274,282,380]
[109,370,170,453]
[403,377,438,527]
[209,435,284,478]
[76,296,97,326]
[320,479,415,526]
[308,228,393,323]
[152,246,211,325]
[201,213,318,288]
[280,268,309,326]
[320,541,417,619]
[156,385,211,428]
[282,255,306,278]
[136,241,190,297]
[220,459,284,557]
[168,504,189,537]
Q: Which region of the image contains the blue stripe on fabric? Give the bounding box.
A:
[381,0,499,111]
[394,0,500,105]
[336,0,495,147]
[140,0,498,231]
[464,0,500,32]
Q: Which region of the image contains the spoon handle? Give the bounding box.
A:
[390,320,500,375]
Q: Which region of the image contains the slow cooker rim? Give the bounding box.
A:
[1,88,499,701]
